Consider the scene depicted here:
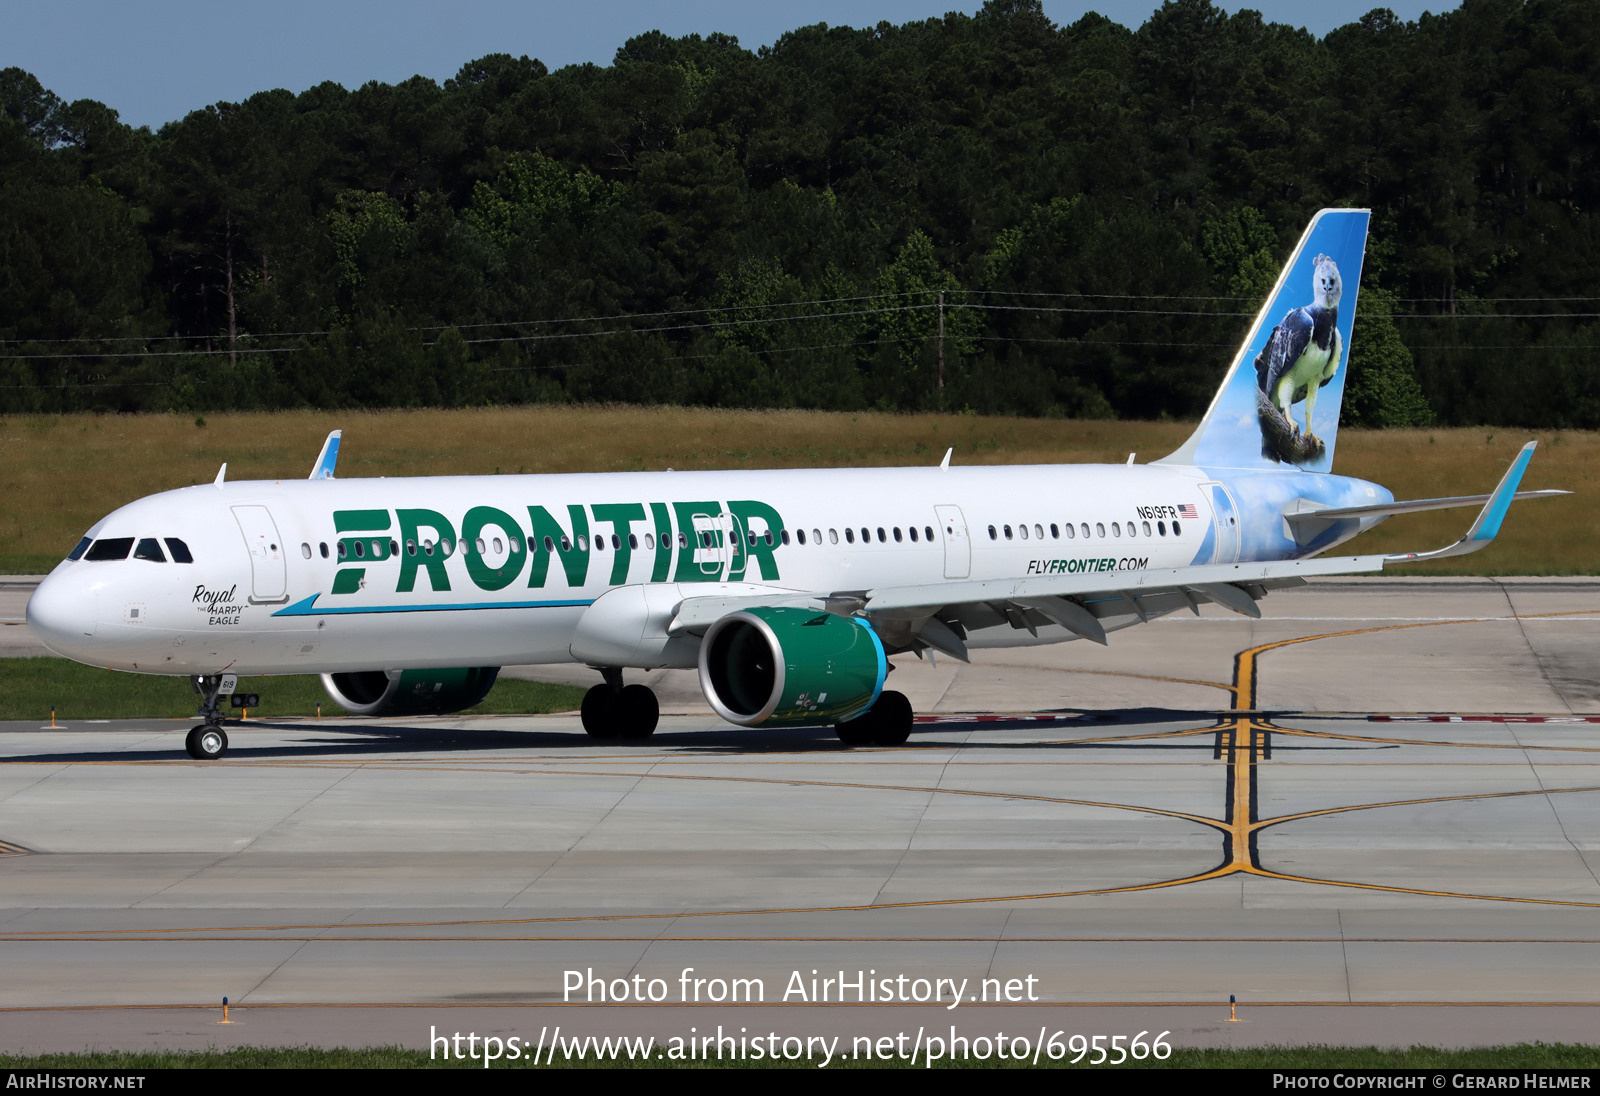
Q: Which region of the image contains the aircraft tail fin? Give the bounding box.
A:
[1158,208,1370,473]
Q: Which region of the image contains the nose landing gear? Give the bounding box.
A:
[185,724,229,760]
[187,674,233,760]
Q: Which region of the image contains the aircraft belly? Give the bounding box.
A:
[251,604,586,673]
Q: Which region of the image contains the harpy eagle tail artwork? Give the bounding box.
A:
[1254,252,1344,465]
[1159,208,1369,475]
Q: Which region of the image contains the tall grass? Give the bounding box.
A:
[0,409,1587,574]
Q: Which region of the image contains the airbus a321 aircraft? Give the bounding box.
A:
[28,209,1562,759]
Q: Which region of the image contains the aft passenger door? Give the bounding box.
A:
[232,505,288,603]
[1203,484,1241,564]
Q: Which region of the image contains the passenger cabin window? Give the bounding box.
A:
[68,536,92,561]
[304,543,315,559]
[134,538,166,562]
[845,528,855,544]
[85,538,133,561]
[1064,524,1075,539]
[1173,521,1182,536]
[319,541,329,558]
[828,529,838,544]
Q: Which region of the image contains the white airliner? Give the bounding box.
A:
[26,209,1561,759]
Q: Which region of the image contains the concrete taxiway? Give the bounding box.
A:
[1,576,1598,1056]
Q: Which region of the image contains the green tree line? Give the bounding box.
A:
[1,0,1595,427]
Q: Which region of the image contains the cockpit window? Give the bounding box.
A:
[67,536,92,561]
[165,538,194,563]
[133,538,167,562]
[84,537,134,561]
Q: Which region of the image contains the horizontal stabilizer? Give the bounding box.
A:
[1384,441,1541,563]
[1286,488,1567,525]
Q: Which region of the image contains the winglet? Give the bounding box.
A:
[310,430,341,480]
[939,448,953,471]
[213,463,226,488]
[1386,442,1538,563]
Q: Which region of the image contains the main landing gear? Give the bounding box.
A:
[835,690,914,747]
[186,674,231,760]
[581,668,660,741]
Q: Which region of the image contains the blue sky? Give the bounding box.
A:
[6,1,1448,130]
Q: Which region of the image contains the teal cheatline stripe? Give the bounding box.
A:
[272,593,594,617]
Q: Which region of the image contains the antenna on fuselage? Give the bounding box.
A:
[939,448,952,471]
[213,463,226,488]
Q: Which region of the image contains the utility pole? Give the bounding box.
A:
[937,290,945,390]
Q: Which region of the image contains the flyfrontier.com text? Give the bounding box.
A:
[563,967,1041,1008]
[429,1026,1174,1067]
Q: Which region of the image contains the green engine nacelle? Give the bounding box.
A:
[321,667,500,716]
[697,607,886,727]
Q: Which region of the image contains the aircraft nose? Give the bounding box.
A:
[26,572,95,657]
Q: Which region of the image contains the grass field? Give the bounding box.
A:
[0,657,585,722]
[3,1043,1599,1069]
[0,408,1590,574]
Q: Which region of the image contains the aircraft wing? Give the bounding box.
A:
[669,443,1545,660]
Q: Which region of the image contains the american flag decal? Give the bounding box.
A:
[1177,504,1198,519]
